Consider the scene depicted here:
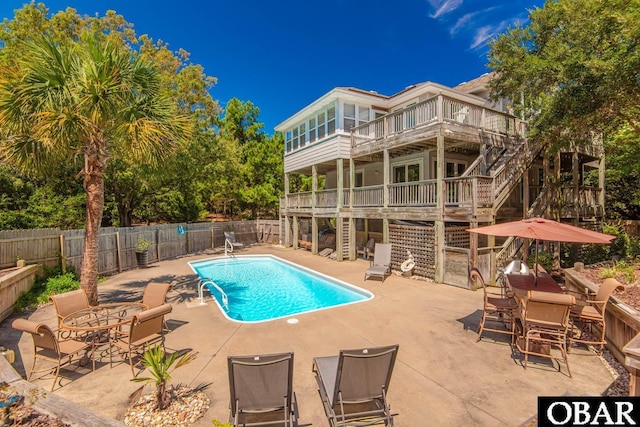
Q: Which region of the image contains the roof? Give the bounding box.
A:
[454,72,496,93]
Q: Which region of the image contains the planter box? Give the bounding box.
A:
[564,268,640,365]
[0,265,40,322]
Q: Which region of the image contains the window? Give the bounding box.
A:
[344,103,370,132]
[446,162,466,178]
[327,106,336,134]
[309,118,316,143]
[393,161,421,183]
[285,131,292,153]
[299,123,306,147]
[317,112,326,139]
[292,128,299,150]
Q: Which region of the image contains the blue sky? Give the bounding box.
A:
[1,1,542,134]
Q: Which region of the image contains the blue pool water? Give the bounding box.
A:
[188,255,373,323]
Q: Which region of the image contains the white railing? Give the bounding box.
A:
[388,180,437,206]
[351,94,523,148]
[352,186,384,207]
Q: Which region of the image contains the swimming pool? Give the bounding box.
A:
[188,255,373,323]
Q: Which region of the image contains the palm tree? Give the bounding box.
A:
[0,36,190,304]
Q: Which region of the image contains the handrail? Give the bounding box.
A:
[198,278,229,310]
[225,239,233,256]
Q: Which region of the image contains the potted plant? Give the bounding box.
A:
[135,237,151,269]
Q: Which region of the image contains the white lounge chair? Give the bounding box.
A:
[364,243,392,282]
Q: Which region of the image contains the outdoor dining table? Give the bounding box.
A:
[61,302,148,365]
[505,272,563,298]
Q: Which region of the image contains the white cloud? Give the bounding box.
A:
[469,20,508,50]
[429,0,463,19]
[450,12,477,35]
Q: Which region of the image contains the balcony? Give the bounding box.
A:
[351,94,524,150]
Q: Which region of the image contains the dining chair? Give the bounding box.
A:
[140,282,172,331]
[471,268,517,342]
[515,290,575,377]
[569,278,625,354]
[111,303,172,376]
[12,318,94,391]
[50,288,91,338]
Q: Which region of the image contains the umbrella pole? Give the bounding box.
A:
[534,239,539,287]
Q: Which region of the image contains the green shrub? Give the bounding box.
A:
[13,271,80,312]
[600,266,617,279]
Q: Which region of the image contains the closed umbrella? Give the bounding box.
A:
[467,217,615,284]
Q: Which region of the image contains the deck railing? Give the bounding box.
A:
[284,176,493,211]
[388,180,436,206]
[351,94,522,148]
[315,189,337,208]
[352,185,384,207]
[286,192,312,209]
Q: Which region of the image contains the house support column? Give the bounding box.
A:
[348,217,356,260]
[292,215,299,250]
[382,149,390,243]
[469,219,478,272]
[336,159,344,261]
[312,165,318,254]
[312,217,318,254]
[349,158,356,260]
[284,216,291,248]
[435,131,445,283]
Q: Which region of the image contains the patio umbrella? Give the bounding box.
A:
[466,217,616,284]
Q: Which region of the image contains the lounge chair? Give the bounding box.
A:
[12,318,95,391]
[312,344,399,427]
[227,352,298,427]
[224,231,245,251]
[364,243,392,282]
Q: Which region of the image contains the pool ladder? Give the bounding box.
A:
[198,279,229,310]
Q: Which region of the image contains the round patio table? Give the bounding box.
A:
[61,302,148,366]
[61,302,148,332]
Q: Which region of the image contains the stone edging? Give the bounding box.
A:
[0,355,124,427]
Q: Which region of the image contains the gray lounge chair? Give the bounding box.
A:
[224,231,245,251]
[364,243,392,282]
[228,352,299,427]
[312,344,399,427]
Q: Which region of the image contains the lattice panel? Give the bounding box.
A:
[445,225,470,248]
[279,216,293,246]
[389,223,436,278]
[341,221,349,255]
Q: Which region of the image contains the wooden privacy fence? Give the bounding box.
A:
[0,220,280,274]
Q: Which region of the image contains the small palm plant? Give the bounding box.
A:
[131,345,197,411]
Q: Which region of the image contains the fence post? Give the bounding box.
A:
[59,234,66,274]
[156,228,161,262]
[115,231,122,273]
[186,227,190,255]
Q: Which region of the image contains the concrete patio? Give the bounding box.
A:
[1,244,617,426]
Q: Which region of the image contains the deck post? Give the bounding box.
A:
[284,216,291,248]
[336,217,344,261]
[312,217,318,254]
[383,149,389,208]
[337,159,343,208]
[293,215,299,250]
[348,217,356,260]
[435,131,445,283]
